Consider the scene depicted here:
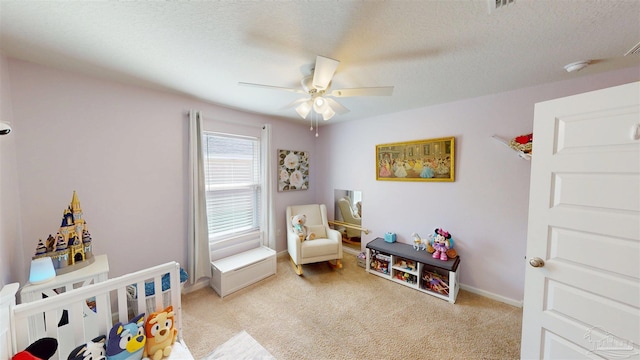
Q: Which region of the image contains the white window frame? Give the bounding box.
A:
[203,131,262,250]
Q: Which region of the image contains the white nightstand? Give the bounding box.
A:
[20,254,110,303]
[19,254,109,338]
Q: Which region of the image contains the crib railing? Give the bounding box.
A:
[9,262,183,360]
[1,283,20,360]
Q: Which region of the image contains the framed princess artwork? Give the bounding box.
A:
[278,149,309,191]
[376,137,455,182]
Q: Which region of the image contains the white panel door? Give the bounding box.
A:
[521,82,640,359]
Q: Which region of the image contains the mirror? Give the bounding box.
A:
[334,189,363,253]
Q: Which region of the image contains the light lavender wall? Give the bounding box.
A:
[0,53,23,287]
[6,58,316,281]
[5,55,638,303]
[316,66,640,303]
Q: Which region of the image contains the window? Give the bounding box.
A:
[203,132,261,244]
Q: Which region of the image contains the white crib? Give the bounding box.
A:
[0,261,193,360]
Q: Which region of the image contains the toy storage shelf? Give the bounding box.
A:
[366,238,460,303]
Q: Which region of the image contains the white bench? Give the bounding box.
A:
[210,246,276,298]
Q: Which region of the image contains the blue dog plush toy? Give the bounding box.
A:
[106,314,146,360]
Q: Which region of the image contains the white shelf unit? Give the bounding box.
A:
[491,135,532,160]
[390,257,419,287]
[366,238,460,303]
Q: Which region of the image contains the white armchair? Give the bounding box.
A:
[287,204,343,275]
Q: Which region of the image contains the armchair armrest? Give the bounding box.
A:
[327,227,341,242]
[287,229,303,243]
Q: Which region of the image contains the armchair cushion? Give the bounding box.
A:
[307,225,327,238]
[302,238,339,258]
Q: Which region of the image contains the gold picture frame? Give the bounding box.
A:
[376,137,455,182]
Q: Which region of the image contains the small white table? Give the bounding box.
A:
[20,254,110,303]
[19,254,109,338]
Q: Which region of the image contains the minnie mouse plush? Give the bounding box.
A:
[431,228,453,261]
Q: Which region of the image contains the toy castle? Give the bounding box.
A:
[33,191,94,273]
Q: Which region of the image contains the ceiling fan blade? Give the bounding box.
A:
[281,97,310,109]
[325,97,350,114]
[238,82,307,95]
[312,56,340,90]
[328,86,394,97]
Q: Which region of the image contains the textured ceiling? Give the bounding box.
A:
[1,1,639,124]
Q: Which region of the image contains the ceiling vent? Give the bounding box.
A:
[625,41,640,56]
[489,0,515,13]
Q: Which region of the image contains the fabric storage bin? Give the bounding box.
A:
[357,252,366,268]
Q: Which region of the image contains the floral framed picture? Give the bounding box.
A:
[376,137,455,182]
[278,149,309,191]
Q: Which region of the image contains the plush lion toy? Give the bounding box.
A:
[291,214,315,241]
[144,306,177,360]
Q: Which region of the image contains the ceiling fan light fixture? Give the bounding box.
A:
[321,106,335,121]
[296,101,312,119]
[313,97,329,114]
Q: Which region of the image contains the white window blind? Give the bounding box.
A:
[203,132,261,243]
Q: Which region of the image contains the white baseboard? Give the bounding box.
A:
[277,249,360,259]
[460,283,523,308]
[273,249,522,307]
[342,247,360,256]
[182,278,210,294]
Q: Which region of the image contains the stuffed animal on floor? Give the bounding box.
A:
[68,335,106,360]
[12,338,58,360]
[144,306,178,360]
[106,313,146,360]
[291,214,315,241]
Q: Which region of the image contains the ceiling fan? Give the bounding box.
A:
[239,55,394,122]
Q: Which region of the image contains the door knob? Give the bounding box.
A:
[529,257,545,268]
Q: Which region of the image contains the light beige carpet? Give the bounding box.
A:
[203,330,275,360]
[182,252,522,360]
